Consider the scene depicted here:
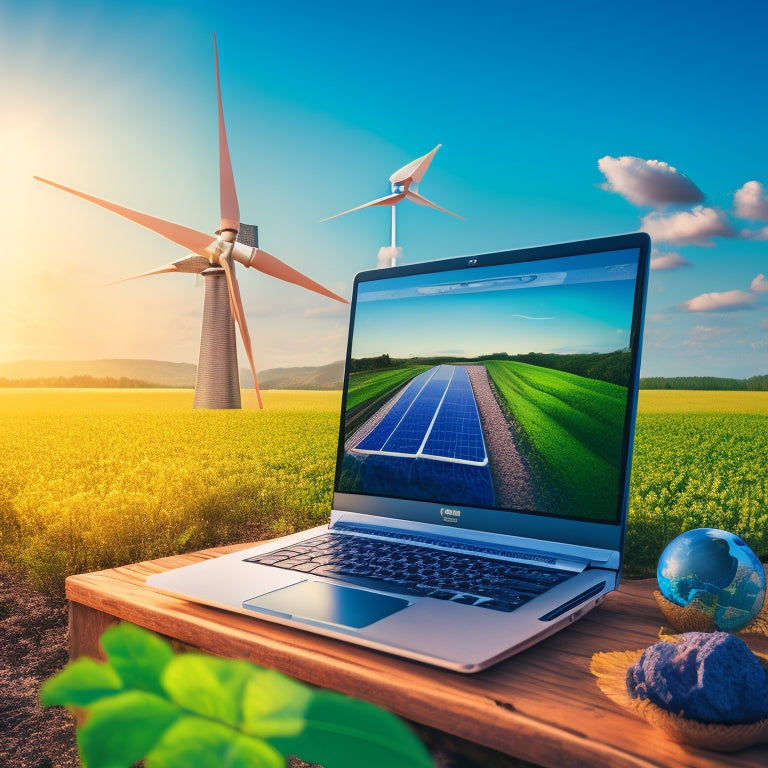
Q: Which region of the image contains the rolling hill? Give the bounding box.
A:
[0,359,344,390]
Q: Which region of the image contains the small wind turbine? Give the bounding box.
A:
[35,34,347,410]
[321,144,463,266]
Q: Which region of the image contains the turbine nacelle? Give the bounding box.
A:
[205,235,230,265]
[320,143,464,227]
[206,231,241,266]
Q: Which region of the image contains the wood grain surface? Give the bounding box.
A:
[66,544,768,768]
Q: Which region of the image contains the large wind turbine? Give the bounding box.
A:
[35,34,347,410]
[321,144,463,266]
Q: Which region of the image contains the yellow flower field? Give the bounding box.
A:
[628,390,768,574]
[1,388,765,591]
[637,389,768,414]
[0,389,341,593]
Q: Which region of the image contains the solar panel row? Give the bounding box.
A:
[358,454,495,508]
[422,368,486,463]
[354,365,488,466]
[355,368,435,452]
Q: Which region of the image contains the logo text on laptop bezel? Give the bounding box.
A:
[440,507,462,523]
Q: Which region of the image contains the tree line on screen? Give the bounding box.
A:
[350,350,632,386]
[351,354,768,391]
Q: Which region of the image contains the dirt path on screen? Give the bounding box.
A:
[466,365,537,510]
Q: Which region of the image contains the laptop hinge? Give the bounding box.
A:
[328,513,605,573]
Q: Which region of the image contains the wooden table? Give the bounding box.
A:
[67,543,768,768]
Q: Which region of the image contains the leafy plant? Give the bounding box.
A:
[41,622,434,768]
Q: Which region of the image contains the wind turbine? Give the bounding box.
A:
[34,35,347,410]
[321,144,463,266]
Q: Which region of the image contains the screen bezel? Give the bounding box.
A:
[332,233,650,553]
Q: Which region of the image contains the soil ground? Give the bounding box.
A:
[0,564,78,768]
[1,562,536,768]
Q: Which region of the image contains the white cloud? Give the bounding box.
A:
[680,325,744,351]
[689,325,725,340]
[751,273,768,294]
[641,206,737,246]
[377,246,402,268]
[681,326,734,347]
[680,289,756,312]
[598,156,705,207]
[734,180,768,220]
[743,225,768,241]
[761,318,768,330]
[650,251,692,270]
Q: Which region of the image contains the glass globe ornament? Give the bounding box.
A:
[657,528,766,632]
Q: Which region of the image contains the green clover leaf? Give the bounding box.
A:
[241,667,312,739]
[100,622,174,697]
[78,689,181,768]
[160,653,256,728]
[146,715,284,768]
[40,656,123,708]
[269,689,434,768]
[41,623,435,768]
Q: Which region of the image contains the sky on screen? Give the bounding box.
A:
[352,251,638,359]
[1,0,766,377]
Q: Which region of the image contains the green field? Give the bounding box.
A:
[484,360,628,520]
[0,388,765,592]
[345,366,431,410]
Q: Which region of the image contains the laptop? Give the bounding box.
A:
[148,232,650,673]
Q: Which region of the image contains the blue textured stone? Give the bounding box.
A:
[626,632,768,724]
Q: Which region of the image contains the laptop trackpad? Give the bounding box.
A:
[243,580,410,629]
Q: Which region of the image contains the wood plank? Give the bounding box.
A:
[69,601,119,662]
[67,548,768,768]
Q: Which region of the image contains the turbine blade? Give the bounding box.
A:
[319,192,404,222]
[108,255,210,285]
[214,34,239,233]
[108,263,179,285]
[389,144,441,185]
[248,248,349,304]
[404,189,464,219]
[220,253,263,409]
[34,176,217,257]
[172,254,213,273]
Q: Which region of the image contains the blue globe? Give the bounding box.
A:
[657,528,766,632]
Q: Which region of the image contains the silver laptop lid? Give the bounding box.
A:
[333,233,650,556]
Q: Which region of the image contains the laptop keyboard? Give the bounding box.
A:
[245,533,573,612]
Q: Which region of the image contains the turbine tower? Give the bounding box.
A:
[35,34,347,410]
[321,144,463,266]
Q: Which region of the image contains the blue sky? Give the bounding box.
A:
[1,0,766,377]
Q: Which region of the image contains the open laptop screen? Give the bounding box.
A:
[335,235,649,530]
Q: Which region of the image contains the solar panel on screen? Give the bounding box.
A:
[346,365,495,507]
[351,366,487,464]
[422,367,486,464]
